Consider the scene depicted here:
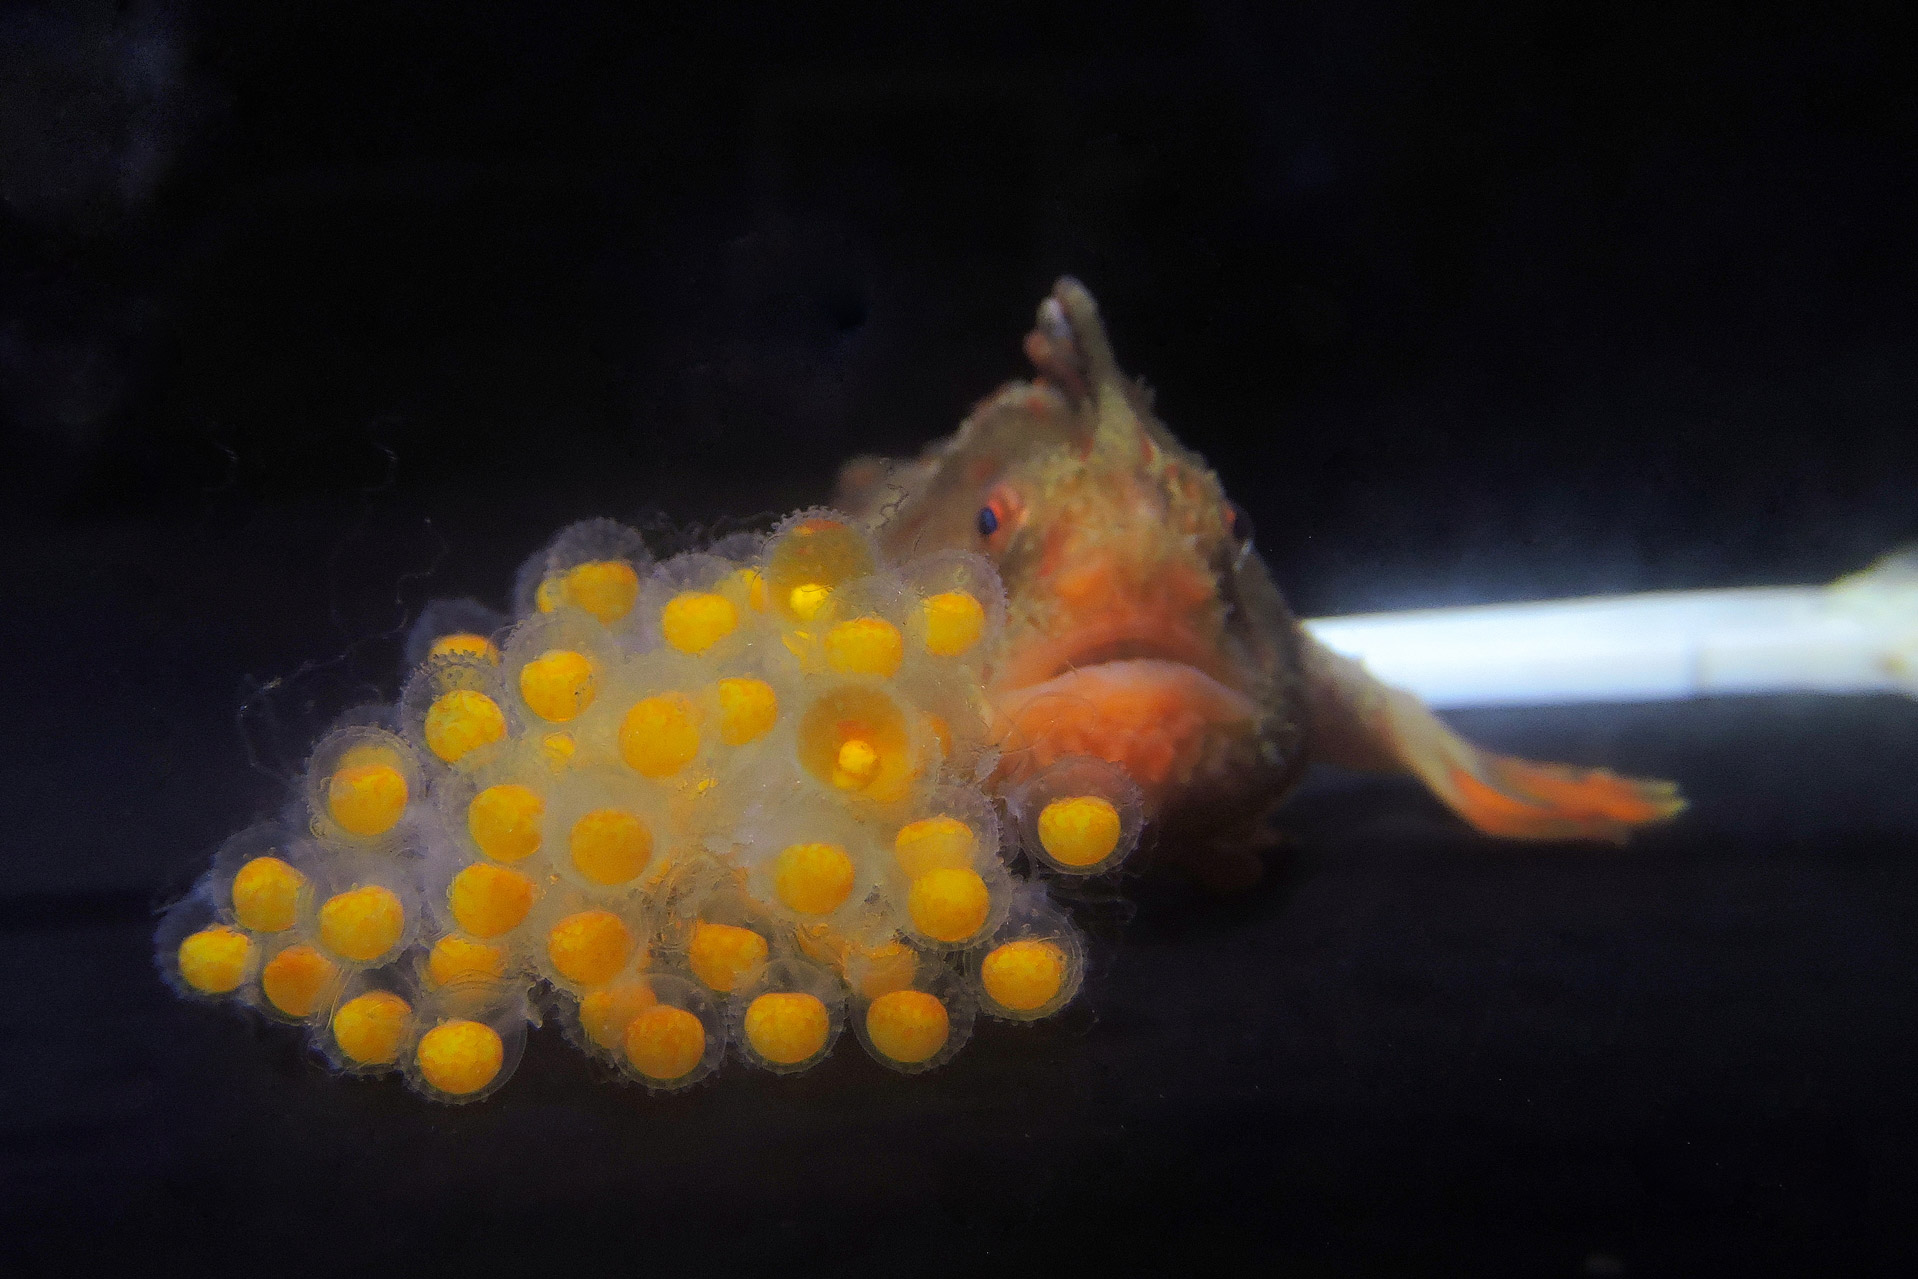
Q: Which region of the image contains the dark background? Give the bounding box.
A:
[5,1,1917,1273]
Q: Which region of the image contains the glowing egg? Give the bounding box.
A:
[662,591,739,654]
[546,910,633,987]
[687,922,767,993]
[1037,796,1123,868]
[864,989,950,1065]
[177,926,251,995]
[921,591,986,657]
[625,1004,706,1082]
[424,689,507,764]
[765,514,876,624]
[892,816,976,878]
[262,943,338,1018]
[447,863,535,938]
[743,992,829,1065]
[231,856,305,933]
[907,868,990,944]
[796,685,916,802]
[428,936,508,987]
[519,649,597,723]
[772,842,856,916]
[569,809,652,886]
[715,677,778,746]
[563,561,640,624]
[332,991,411,1066]
[416,1019,504,1096]
[579,980,658,1052]
[620,693,700,778]
[318,885,406,963]
[467,784,544,862]
[980,939,1067,1012]
[327,763,408,837]
[824,616,904,678]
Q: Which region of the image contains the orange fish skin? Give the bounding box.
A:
[836,281,1310,870]
[835,278,1683,881]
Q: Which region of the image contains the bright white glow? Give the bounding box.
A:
[1302,552,1918,709]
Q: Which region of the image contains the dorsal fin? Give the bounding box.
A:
[1048,278,1149,460]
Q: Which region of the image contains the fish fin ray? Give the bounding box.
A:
[1303,636,1684,843]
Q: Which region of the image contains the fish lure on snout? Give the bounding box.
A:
[158,280,1682,1100]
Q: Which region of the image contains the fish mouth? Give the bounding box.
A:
[989,625,1259,800]
[1050,636,1207,671]
[996,620,1239,693]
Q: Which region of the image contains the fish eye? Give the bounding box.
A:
[975,485,1022,551]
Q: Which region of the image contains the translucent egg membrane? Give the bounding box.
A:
[157,511,1134,1102]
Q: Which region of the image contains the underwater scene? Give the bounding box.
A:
[8,2,1918,1274]
[157,507,1118,1096]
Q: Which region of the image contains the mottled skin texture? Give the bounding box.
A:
[837,279,1683,887]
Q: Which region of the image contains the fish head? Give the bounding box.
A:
[836,280,1306,833]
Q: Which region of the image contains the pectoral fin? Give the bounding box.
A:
[1302,636,1685,842]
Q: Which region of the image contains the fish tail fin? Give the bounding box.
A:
[1303,636,1685,842]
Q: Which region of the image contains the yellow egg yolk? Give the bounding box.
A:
[327,763,408,837]
[447,863,535,938]
[772,842,856,916]
[563,561,640,624]
[662,591,739,654]
[744,991,830,1065]
[922,591,986,657]
[687,922,767,993]
[318,885,405,962]
[715,677,778,746]
[865,989,950,1064]
[231,856,305,933]
[907,868,990,944]
[981,939,1068,1012]
[824,616,904,678]
[893,816,976,878]
[569,809,652,886]
[519,649,597,723]
[546,910,633,987]
[625,1004,707,1082]
[428,935,509,987]
[620,693,700,778]
[416,1019,504,1095]
[429,633,500,663]
[424,689,507,764]
[332,990,411,1065]
[177,926,251,995]
[262,943,338,1017]
[1037,795,1123,868]
[467,784,544,862]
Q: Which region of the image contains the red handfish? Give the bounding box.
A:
[835,279,1685,886]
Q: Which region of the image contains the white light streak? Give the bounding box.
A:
[1302,551,1918,709]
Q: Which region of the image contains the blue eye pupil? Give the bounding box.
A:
[976,506,999,536]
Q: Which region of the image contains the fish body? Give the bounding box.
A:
[153,280,1689,1098]
[838,280,1683,881]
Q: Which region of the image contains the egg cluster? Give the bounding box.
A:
[158,510,1145,1100]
